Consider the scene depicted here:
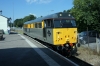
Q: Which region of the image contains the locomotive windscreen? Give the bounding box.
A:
[53,19,76,28]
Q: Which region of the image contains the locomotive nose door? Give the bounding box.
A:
[43,21,47,38]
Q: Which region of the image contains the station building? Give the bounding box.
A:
[0,15,11,34]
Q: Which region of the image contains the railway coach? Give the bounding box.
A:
[23,12,78,57]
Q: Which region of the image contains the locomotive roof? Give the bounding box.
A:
[24,12,75,24]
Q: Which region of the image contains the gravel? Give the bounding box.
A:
[76,45,100,66]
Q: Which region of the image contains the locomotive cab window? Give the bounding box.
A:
[53,19,76,28]
[44,19,53,28]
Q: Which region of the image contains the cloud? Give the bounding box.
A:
[26,0,52,4]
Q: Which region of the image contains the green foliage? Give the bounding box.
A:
[70,0,100,32]
[14,19,23,27]
[14,14,36,27]
[9,22,13,27]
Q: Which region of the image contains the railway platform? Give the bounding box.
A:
[0,33,78,66]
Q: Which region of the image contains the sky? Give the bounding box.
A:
[0,0,74,22]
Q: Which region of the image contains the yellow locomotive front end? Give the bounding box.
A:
[51,18,78,56]
[53,28,77,45]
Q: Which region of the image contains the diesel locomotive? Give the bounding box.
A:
[23,12,78,56]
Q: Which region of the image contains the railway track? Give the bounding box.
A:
[24,35,93,66]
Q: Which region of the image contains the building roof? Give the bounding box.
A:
[0,15,8,19]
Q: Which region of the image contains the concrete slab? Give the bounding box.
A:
[0,34,77,66]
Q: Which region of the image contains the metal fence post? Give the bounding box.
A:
[87,27,89,48]
[96,33,99,53]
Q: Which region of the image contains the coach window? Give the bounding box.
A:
[30,24,31,28]
[26,24,27,28]
[35,23,37,28]
[39,23,42,28]
[27,24,28,28]
[33,23,34,28]
[37,23,39,28]
[28,24,30,28]
[31,24,33,28]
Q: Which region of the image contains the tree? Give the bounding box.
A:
[63,9,71,13]
[23,14,36,23]
[14,14,36,27]
[70,0,100,32]
[14,19,23,27]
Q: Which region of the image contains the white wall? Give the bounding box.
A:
[0,16,8,34]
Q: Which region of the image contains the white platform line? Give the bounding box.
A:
[19,34,60,66]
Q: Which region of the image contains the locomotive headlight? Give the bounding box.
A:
[65,44,69,47]
[73,46,75,48]
[59,14,62,16]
